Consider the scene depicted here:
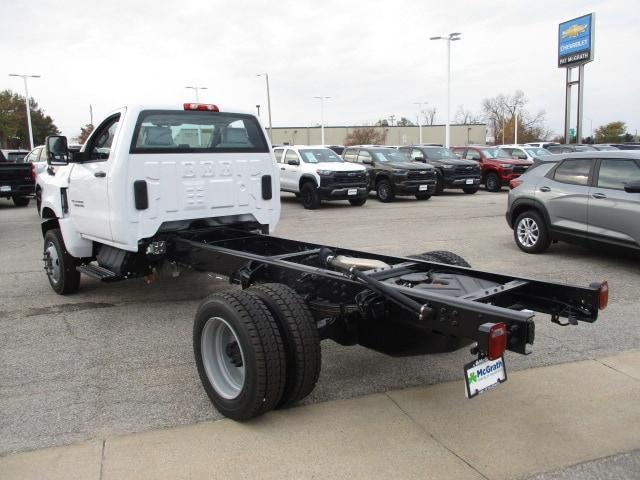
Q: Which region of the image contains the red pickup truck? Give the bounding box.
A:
[451,145,531,192]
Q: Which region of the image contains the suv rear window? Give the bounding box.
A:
[131,110,268,154]
[553,159,592,186]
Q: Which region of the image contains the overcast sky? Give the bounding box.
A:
[2,0,639,140]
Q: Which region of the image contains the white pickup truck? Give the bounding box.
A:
[40,103,279,293]
[38,103,607,421]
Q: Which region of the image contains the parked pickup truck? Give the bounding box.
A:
[38,103,608,421]
[342,146,437,201]
[273,145,368,209]
[398,145,481,195]
[0,150,35,206]
[451,145,531,192]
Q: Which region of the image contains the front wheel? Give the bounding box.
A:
[484,173,501,192]
[194,290,287,420]
[462,187,478,194]
[415,193,431,200]
[12,196,30,207]
[376,180,395,202]
[514,211,551,254]
[300,183,320,209]
[349,197,367,206]
[43,228,80,294]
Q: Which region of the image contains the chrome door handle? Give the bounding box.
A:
[592,192,607,199]
[539,186,551,192]
[94,171,106,178]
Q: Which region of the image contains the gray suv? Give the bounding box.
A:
[506,152,640,254]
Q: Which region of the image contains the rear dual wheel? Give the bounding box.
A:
[194,284,320,420]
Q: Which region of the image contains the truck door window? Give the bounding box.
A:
[284,150,299,164]
[357,150,372,163]
[86,114,121,161]
[273,148,284,163]
[343,149,357,162]
[410,148,424,160]
[25,148,41,163]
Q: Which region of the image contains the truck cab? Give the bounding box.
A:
[39,103,279,291]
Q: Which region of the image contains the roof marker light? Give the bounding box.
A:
[183,103,219,112]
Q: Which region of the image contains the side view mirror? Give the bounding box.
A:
[362,158,373,165]
[46,135,69,165]
[413,156,425,162]
[287,158,300,166]
[624,180,640,193]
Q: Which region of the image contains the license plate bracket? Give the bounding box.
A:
[419,184,429,191]
[465,178,474,185]
[347,188,357,196]
[464,356,507,399]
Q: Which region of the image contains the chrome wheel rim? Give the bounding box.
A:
[517,217,539,248]
[201,317,245,399]
[44,241,61,284]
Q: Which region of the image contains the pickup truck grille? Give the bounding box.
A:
[513,166,528,174]
[321,171,367,185]
[407,170,436,180]
[454,166,480,175]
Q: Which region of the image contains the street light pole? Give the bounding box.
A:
[256,104,261,117]
[430,33,461,148]
[257,74,273,139]
[312,96,331,145]
[514,110,518,144]
[9,73,40,150]
[413,101,428,144]
[185,86,208,102]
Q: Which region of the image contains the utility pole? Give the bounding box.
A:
[185,86,208,102]
[430,33,462,148]
[413,101,428,144]
[312,96,331,145]
[257,74,273,139]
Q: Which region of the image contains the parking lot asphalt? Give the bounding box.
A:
[1,190,639,456]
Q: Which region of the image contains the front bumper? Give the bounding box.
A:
[0,183,35,198]
[395,180,437,195]
[317,185,368,200]
[443,174,481,188]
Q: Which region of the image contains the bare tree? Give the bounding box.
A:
[454,105,481,124]
[78,124,94,144]
[481,91,550,144]
[423,107,437,125]
[344,127,387,146]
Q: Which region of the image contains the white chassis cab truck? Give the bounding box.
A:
[39,103,608,420]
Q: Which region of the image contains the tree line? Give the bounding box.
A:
[0,90,60,149]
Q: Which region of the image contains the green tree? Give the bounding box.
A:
[0,89,60,149]
[594,121,626,143]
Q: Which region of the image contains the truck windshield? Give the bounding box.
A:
[422,147,458,159]
[481,148,512,159]
[372,149,407,162]
[130,110,269,153]
[299,149,344,163]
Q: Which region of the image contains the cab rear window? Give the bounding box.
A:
[130,110,269,154]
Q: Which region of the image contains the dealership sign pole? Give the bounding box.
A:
[558,13,595,143]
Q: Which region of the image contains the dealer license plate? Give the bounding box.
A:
[347,188,357,196]
[464,356,507,399]
[465,178,474,185]
[0,186,10,192]
[419,184,429,191]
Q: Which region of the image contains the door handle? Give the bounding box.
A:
[539,186,551,192]
[591,192,607,199]
[94,171,106,178]
[280,167,285,171]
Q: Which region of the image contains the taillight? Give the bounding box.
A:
[509,178,522,189]
[598,281,608,310]
[30,163,36,181]
[478,322,507,360]
[183,103,219,112]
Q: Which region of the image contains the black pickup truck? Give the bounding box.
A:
[343,146,437,201]
[0,151,35,206]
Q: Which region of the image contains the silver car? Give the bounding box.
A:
[506,152,640,254]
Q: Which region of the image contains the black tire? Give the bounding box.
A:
[462,187,478,194]
[415,193,431,200]
[300,182,320,210]
[376,179,395,202]
[248,283,321,407]
[193,290,287,420]
[409,250,471,267]
[348,197,367,206]
[43,228,81,294]
[434,173,444,195]
[12,196,30,207]
[35,187,42,214]
[513,210,551,254]
[484,173,501,192]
